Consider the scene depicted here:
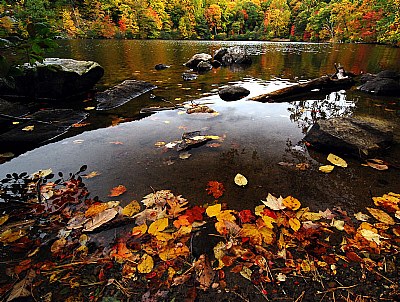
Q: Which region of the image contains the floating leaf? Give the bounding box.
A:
[108,185,127,197]
[331,219,345,231]
[282,196,301,210]
[159,244,189,261]
[234,173,248,186]
[83,208,118,232]
[289,217,301,231]
[72,122,90,128]
[365,159,389,171]
[0,152,14,158]
[148,217,169,235]
[137,253,154,274]
[22,125,34,131]
[206,181,225,199]
[31,168,52,178]
[84,106,95,111]
[83,171,101,179]
[85,203,108,218]
[366,207,395,225]
[327,153,347,168]
[206,203,221,217]
[319,165,334,173]
[121,200,141,217]
[262,193,286,211]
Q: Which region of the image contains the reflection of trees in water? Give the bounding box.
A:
[288,91,358,133]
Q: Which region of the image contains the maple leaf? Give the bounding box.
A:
[173,215,191,228]
[108,185,127,197]
[206,181,225,199]
[238,210,255,223]
[110,239,133,262]
[261,193,286,210]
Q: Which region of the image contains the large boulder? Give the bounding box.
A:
[0,58,104,100]
[184,53,212,70]
[196,61,213,72]
[219,86,250,101]
[304,117,393,157]
[96,80,157,110]
[213,47,252,66]
[358,70,400,96]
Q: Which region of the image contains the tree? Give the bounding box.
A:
[263,0,291,38]
[205,3,222,35]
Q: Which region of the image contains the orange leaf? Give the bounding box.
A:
[108,185,127,197]
[206,181,225,199]
[283,196,301,211]
[85,203,108,218]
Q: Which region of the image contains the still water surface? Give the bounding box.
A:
[1,40,399,212]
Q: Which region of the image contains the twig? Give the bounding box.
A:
[294,291,305,302]
[316,284,358,294]
[230,289,251,302]
[43,259,109,270]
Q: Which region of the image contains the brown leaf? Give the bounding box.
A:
[206,181,225,199]
[6,269,36,302]
[366,207,395,225]
[108,185,127,197]
[365,159,389,171]
[83,208,119,232]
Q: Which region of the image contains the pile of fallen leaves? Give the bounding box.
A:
[0,170,399,302]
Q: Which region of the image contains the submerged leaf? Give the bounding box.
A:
[327,153,347,168]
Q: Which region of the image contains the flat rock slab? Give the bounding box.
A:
[0,109,87,152]
[219,86,250,101]
[96,80,157,110]
[0,58,104,100]
[0,98,30,118]
[304,117,393,157]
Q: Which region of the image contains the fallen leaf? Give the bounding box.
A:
[206,203,222,217]
[0,228,27,244]
[366,207,395,225]
[296,163,309,171]
[206,181,225,199]
[159,244,189,261]
[0,214,9,226]
[365,159,389,171]
[122,200,141,217]
[108,185,127,197]
[319,165,335,173]
[50,237,66,254]
[331,219,345,231]
[73,139,84,144]
[132,224,147,236]
[83,208,119,232]
[282,196,301,211]
[327,153,347,168]
[179,152,191,159]
[31,168,52,178]
[22,125,34,131]
[84,106,95,111]
[148,217,169,235]
[72,122,90,128]
[83,171,101,179]
[234,173,248,186]
[354,212,370,221]
[262,193,286,211]
[239,266,252,281]
[238,210,255,223]
[109,141,124,145]
[276,273,287,282]
[0,152,14,158]
[154,141,166,147]
[137,253,154,274]
[167,198,188,218]
[85,203,108,218]
[289,217,301,231]
[359,229,384,245]
[6,269,36,302]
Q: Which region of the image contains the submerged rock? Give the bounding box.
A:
[0,58,104,100]
[96,80,157,110]
[304,117,393,157]
[0,109,87,152]
[155,64,170,70]
[358,70,400,96]
[218,86,250,101]
[196,61,213,72]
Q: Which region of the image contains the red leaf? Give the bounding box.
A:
[238,210,255,223]
[262,208,277,219]
[206,181,225,199]
[185,206,205,223]
[108,185,127,197]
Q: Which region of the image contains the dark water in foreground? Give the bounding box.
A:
[1,40,399,212]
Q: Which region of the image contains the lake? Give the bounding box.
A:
[0,40,399,212]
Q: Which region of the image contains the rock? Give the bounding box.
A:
[184,53,212,70]
[213,46,252,66]
[359,77,400,96]
[182,73,198,81]
[304,117,393,157]
[358,70,400,96]
[0,58,104,100]
[0,109,88,152]
[211,60,221,68]
[218,86,250,101]
[196,61,213,72]
[155,64,170,70]
[96,80,157,110]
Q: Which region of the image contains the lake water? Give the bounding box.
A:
[1,40,399,212]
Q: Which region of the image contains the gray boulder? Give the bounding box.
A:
[0,58,104,100]
[184,53,212,70]
[304,117,393,157]
[358,70,400,96]
[219,86,250,101]
[96,80,157,110]
[197,61,213,72]
[213,47,252,66]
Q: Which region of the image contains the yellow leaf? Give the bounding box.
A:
[282,196,301,211]
[366,207,395,225]
[148,217,169,235]
[204,135,220,140]
[159,244,189,261]
[156,232,173,241]
[301,260,311,272]
[261,215,275,229]
[234,173,248,186]
[0,228,27,244]
[259,226,274,244]
[254,205,265,216]
[359,229,384,245]
[319,165,335,173]
[240,266,252,281]
[51,237,66,254]
[213,241,226,269]
[22,125,34,131]
[0,214,9,226]
[289,218,301,231]
[132,224,147,236]
[122,200,141,217]
[327,153,347,168]
[300,211,322,221]
[206,203,221,217]
[240,224,262,245]
[331,219,345,231]
[137,253,154,273]
[216,210,236,222]
[84,106,95,111]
